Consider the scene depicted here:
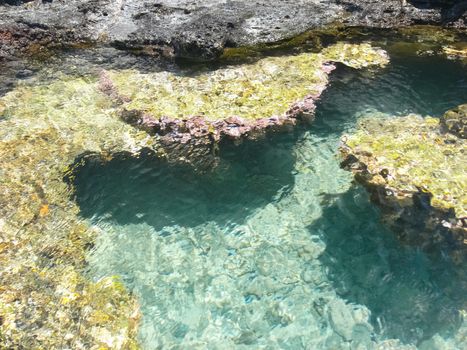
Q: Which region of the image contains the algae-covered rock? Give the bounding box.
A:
[341,113,466,262]
[106,42,388,121]
[0,75,157,348]
[397,25,460,46]
[440,103,467,138]
[101,42,388,146]
[96,42,389,169]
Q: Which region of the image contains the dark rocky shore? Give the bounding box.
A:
[1,0,466,61]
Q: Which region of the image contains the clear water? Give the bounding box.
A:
[72,52,467,349]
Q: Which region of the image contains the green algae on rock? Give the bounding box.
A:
[340,112,466,262]
[104,43,388,122]
[97,42,389,169]
[97,42,389,168]
[396,25,461,46]
[0,75,159,349]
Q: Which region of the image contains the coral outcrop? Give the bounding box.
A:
[341,109,466,263]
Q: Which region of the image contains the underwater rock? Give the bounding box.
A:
[0,76,158,348]
[340,112,466,263]
[327,299,373,342]
[375,25,467,60]
[440,103,467,138]
[443,44,467,60]
[0,0,465,62]
[99,42,388,165]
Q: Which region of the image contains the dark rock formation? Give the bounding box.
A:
[343,0,467,27]
[0,0,465,61]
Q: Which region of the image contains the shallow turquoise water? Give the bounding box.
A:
[72,52,467,349]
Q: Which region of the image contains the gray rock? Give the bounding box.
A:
[328,299,356,341]
[327,299,373,342]
[0,0,466,61]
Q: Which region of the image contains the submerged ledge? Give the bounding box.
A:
[340,106,466,264]
[99,42,388,166]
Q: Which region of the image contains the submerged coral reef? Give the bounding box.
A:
[341,109,466,263]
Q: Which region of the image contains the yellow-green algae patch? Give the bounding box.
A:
[343,115,466,219]
[106,43,388,121]
[396,25,461,45]
[0,76,158,349]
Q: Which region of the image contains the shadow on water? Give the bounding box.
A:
[313,186,466,345]
[71,135,297,231]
